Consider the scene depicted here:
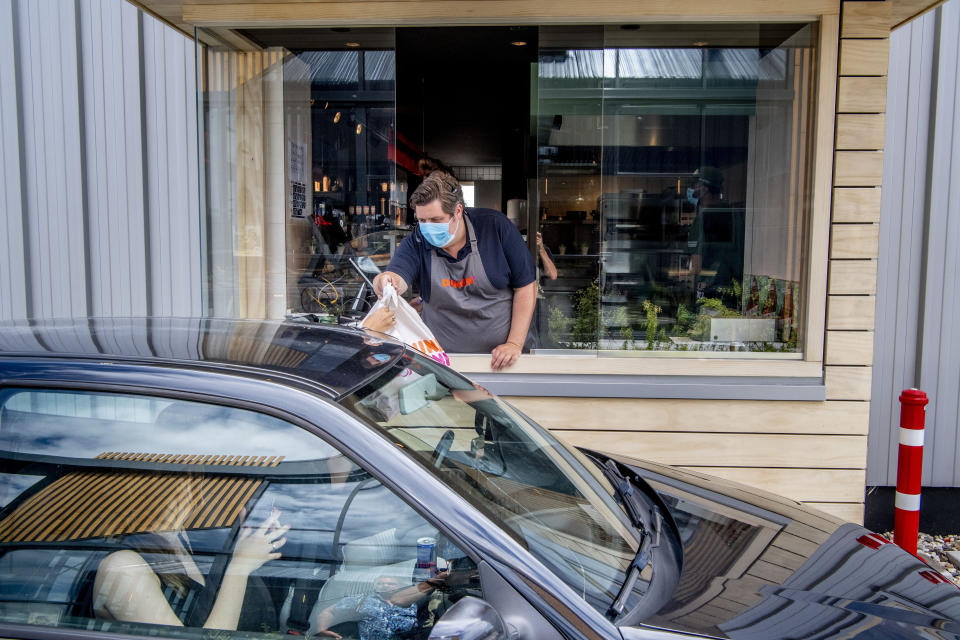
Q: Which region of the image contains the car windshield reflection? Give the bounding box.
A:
[342,353,649,617]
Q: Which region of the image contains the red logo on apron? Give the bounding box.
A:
[441,276,475,288]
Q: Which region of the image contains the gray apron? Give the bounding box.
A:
[421,213,533,354]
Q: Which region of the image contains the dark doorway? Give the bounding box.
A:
[397,26,538,210]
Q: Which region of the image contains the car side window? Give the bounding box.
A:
[0,388,480,640]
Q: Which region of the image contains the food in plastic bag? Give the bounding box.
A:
[362,283,451,366]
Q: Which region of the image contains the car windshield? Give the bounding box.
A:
[342,350,647,617]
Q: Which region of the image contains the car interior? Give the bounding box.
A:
[0,390,480,640]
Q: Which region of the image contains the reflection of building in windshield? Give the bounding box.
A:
[0,452,275,543]
[344,354,645,614]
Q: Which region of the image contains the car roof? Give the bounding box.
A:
[0,317,406,397]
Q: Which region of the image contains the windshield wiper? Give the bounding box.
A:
[601,459,663,618]
[603,459,647,531]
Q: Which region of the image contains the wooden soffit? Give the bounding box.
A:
[130,0,946,34]
[128,0,839,30]
[890,0,946,29]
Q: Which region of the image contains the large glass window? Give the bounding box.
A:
[0,389,479,639]
[534,24,817,356]
[200,30,404,322]
[198,23,817,359]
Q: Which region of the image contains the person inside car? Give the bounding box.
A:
[314,573,449,640]
[92,483,289,630]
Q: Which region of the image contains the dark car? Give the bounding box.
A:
[0,318,958,640]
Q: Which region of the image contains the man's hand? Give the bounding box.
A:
[490,342,522,371]
[373,271,408,297]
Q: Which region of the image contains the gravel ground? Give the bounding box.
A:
[881,531,960,586]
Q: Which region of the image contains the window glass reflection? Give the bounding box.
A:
[535,24,815,355]
[201,33,406,323]
[0,388,480,639]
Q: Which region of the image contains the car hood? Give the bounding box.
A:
[596,452,960,640]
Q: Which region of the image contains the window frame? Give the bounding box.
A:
[196,13,837,380]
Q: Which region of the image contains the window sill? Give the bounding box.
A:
[447,354,825,401]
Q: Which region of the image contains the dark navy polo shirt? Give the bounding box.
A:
[386,208,536,303]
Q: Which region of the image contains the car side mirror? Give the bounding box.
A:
[429,596,511,640]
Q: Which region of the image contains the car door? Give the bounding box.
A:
[0,384,504,640]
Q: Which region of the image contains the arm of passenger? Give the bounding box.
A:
[95,514,288,631]
[314,605,342,639]
[205,511,289,629]
[385,573,447,608]
[94,550,187,627]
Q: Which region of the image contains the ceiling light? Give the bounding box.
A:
[693,41,709,47]
[356,123,362,135]
[333,112,341,123]
[511,41,527,47]
[345,42,360,47]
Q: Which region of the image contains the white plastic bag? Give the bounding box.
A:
[363,283,451,366]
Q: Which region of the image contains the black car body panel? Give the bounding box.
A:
[606,453,960,639]
[0,317,404,398]
[0,320,620,640]
[1,318,959,640]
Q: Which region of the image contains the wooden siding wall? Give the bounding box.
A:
[505,1,893,524]
[869,0,960,487]
[0,0,201,322]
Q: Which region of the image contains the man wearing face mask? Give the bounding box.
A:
[372,172,536,371]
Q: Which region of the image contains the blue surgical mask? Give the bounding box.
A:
[686,188,699,206]
[419,216,460,248]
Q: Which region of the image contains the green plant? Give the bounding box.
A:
[687,297,741,341]
[675,303,697,335]
[715,278,743,311]
[571,282,600,348]
[641,299,662,350]
[697,297,740,317]
[547,306,572,346]
[605,306,634,350]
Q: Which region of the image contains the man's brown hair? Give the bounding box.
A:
[409,171,463,216]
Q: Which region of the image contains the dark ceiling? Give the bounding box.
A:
[238,26,537,171]
[396,27,537,168]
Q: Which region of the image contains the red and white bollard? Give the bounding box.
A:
[894,388,929,556]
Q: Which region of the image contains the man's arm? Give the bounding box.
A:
[490,281,536,371]
[373,233,419,297]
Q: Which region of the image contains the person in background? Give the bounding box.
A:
[686,166,726,298]
[372,172,536,371]
[536,231,557,283]
[531,231,557,347]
